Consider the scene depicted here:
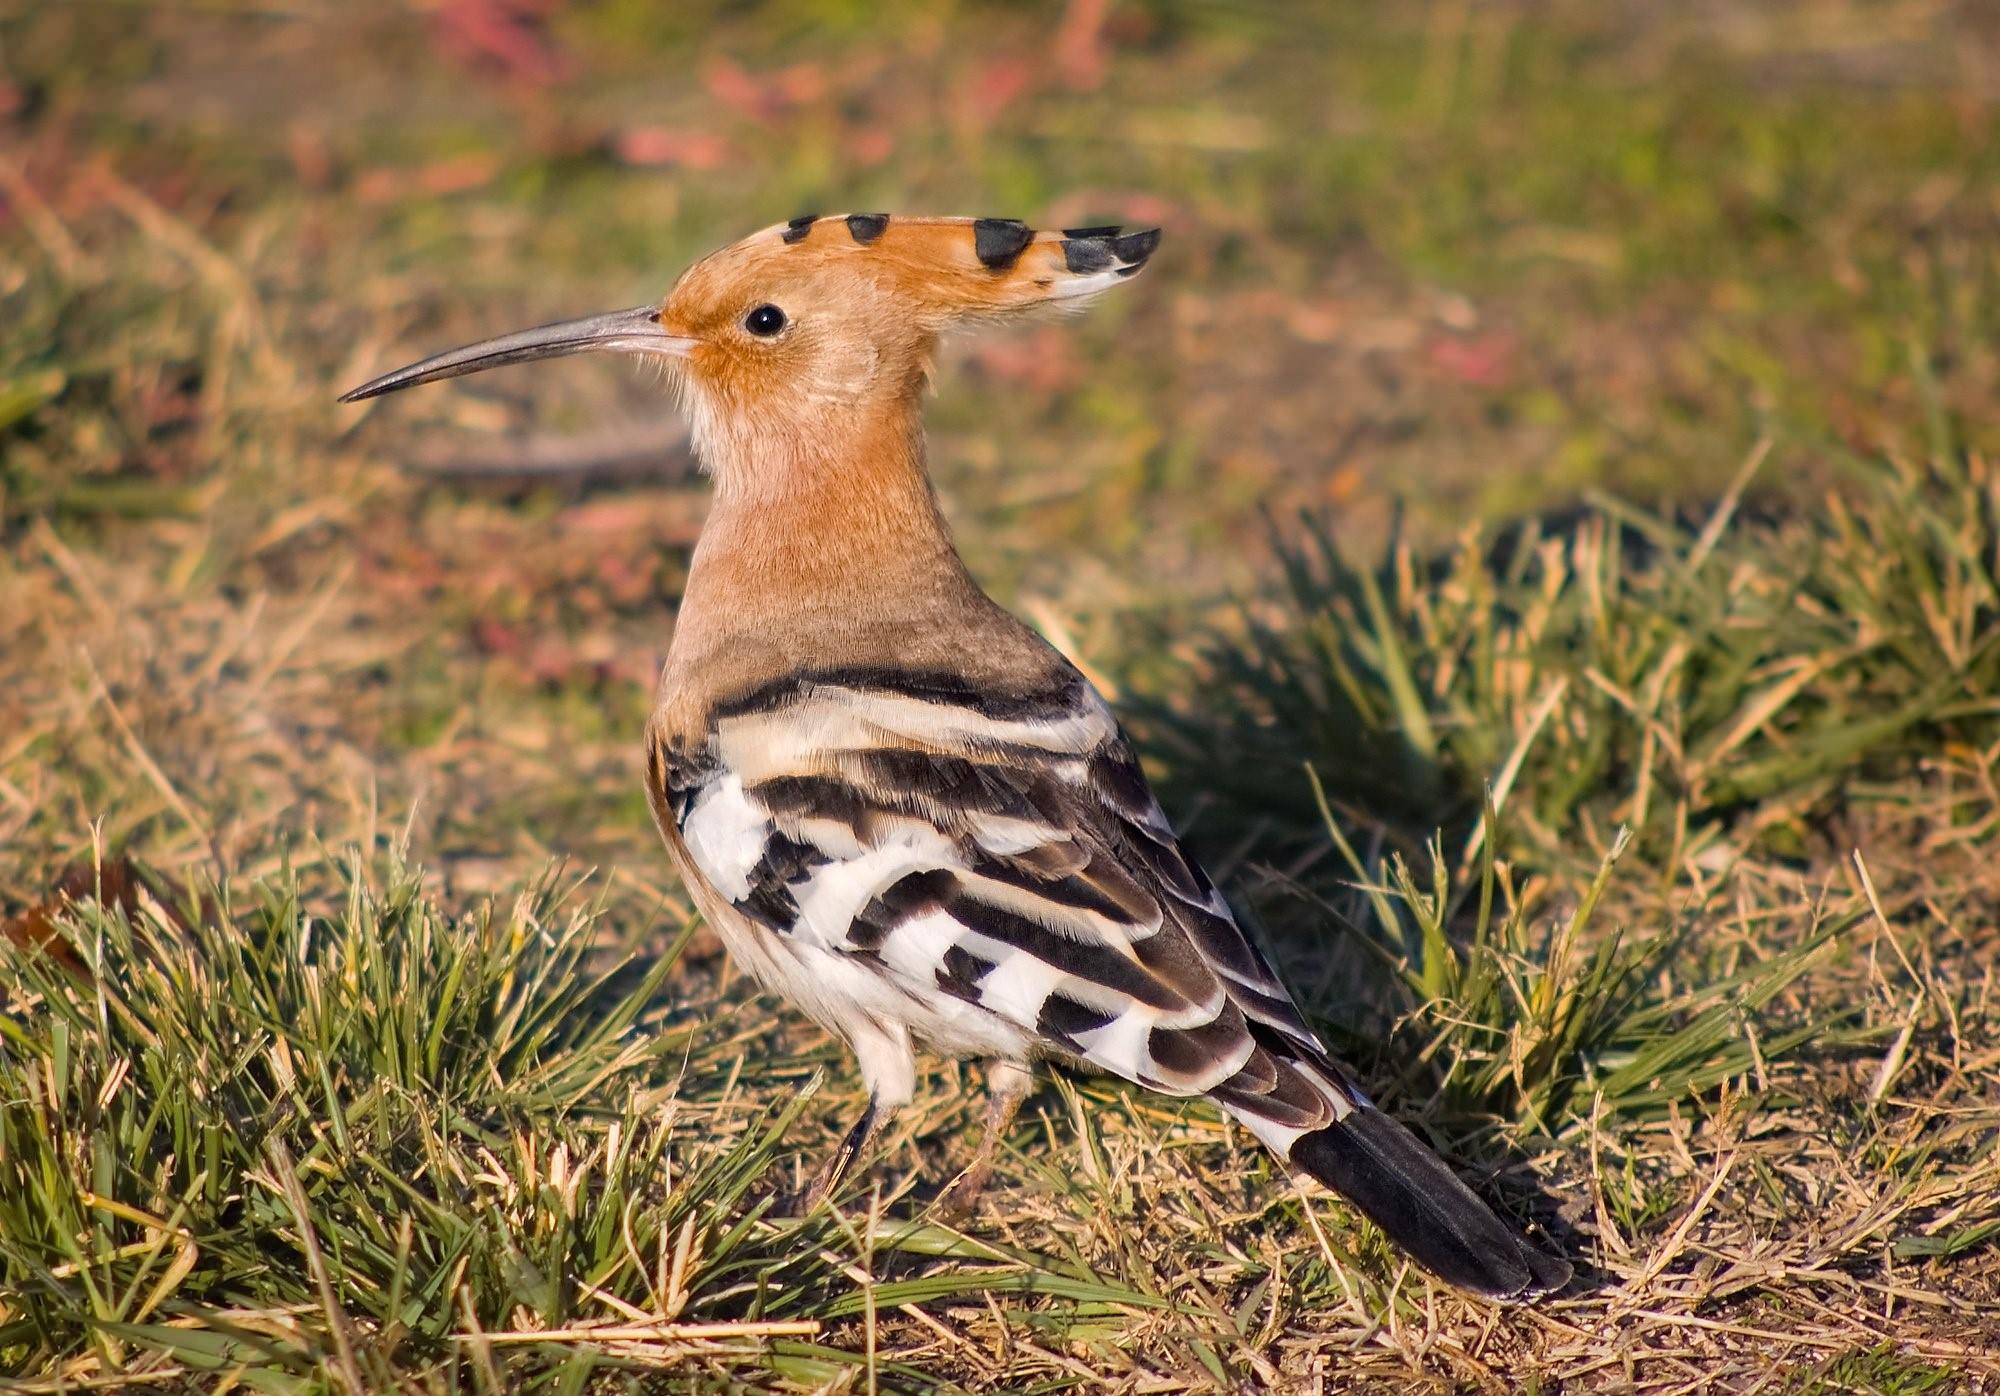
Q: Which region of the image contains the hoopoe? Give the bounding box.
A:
[342,214,1570,1300]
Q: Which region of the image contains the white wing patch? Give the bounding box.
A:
[876,908,961,985]
[976,948,1071,1028]
[970,816,1067,857]
[793,821,955,945]
[681,772,771,902]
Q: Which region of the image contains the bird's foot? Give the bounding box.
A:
[931,1060,1033,1222]
[932,1157,999,1220]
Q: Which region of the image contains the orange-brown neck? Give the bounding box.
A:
[697,395,964,596]
[660,394,1034,714]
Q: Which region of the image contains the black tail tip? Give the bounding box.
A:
[1291,1109,1571,1302]
[1515,1239,1573,1299]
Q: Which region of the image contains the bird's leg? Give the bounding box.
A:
[799,1096,890,1213]
[936,1060,1034,1218]
[795,1021,915,1212]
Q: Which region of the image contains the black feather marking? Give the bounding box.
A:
[846,896,897,950]
[761,830,826,884]
[1177,900,1264,978]
[1178,845,1219,897]
[846,213,889,243]
[946,894,1188,1010]
[886,868,960,907]
[1088,743,1156,818]
[1063,224,1122,239]
[737,830,826,930]
[781,214,818,244]
[752,775,869,832]
[1221,1041,1279,1093]
[714,665,1088,723]
[1121,826,1208,902]
[1037,994,1117,1051]
[1209,1062,1327,1130]
[973,218,1035,270]
[661,738,716,796]
[1145,1003,1246,1082]
[650,737,692,827]
[1289,1107,1570,1299]
[1110,229,1161,264]
[662,743,721,827]
[1233,973,1312,1024]
[847,869,959,951]
[1242,1014,1325,1065]
[971,857,1155,927]
[1062,238,1115,274]
[936,944,996,1002]
[1130,923,1222,1007]
[741,876,799,931]
[850,750,1051,826]
[1233,999,1324,1063]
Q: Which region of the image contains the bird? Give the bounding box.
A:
[341,213,1570,1300]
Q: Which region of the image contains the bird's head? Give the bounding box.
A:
[341,214,1159,472]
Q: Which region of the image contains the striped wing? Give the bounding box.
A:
[653,666,1353,1129]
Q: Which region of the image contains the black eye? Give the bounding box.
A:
[744,304,787,336]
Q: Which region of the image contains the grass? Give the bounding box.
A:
[1150,445,2000,863]
[4,0,2000,1389]
[0,855,1194,1390]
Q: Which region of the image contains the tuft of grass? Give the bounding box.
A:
[1154,447,2000,871]
[1293,787,1881,1138]
[1784,1344,1961,1396]
[0,853,1175,1390]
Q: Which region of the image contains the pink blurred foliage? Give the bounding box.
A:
[1425,329,1521,388]
[612,126,732,170]
[1045,191,1180,230]
[970,58,1035,116]
[432,0,572,87]
[702,56,827,123]
[1053,0,1111,90]
[846,125,896,166]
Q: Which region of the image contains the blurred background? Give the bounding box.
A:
[2,0,1997,886]
[6,9,2000,1383]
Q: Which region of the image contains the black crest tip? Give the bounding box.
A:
[1110,228,1162,265]
[845,212,889,244]
[972,217,1035,270]
[1062,237,1116,273]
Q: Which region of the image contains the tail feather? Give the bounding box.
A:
[1210,1029,1569,1298]
[1287,1104,1571,1300]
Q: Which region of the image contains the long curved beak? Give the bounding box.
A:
[338,305,696,403]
